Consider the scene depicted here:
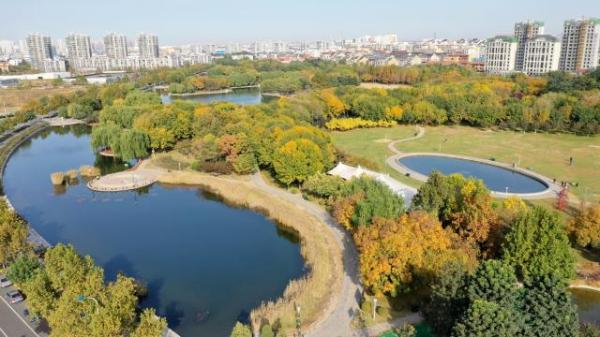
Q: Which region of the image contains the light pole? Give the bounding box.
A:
[372,297,378,320]
[505,186,509,196]
[295,303,302,337]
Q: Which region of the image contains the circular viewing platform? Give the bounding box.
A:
[87,170,158,192]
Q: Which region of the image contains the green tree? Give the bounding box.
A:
[7,254,41,284]
[131,308,167,337]
[451,300,522,337]
[466,260,519,307]
[521,274,579,337]
[260,323,274,337]
[502,206,575,282]
[422,261,470,337]
[230,322,252,337]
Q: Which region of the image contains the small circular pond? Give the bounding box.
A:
[398,155,549,194]
[3,125,305,337]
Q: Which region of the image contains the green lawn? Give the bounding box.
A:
[331,125,600,202]
[331,126,423,187]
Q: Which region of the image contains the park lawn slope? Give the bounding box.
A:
[332,125,600,202]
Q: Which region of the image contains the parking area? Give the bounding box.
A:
[0,279,49,337]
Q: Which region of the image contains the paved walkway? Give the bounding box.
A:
[249,173,422,337]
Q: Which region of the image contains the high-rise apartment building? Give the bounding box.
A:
[104,33,129,59]
[65,34,92,60]
[26,33,54,70]
[514,21,545,71]
[484,36,518,74]
[138,33,159,58]
[523,35,561,76]
[559,18,600,72]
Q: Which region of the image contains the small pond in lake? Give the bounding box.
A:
[398,155,548,194]
[161,88,276,106]
[3,125,305,337]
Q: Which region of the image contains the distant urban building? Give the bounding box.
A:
[138,33,159,58]
[522,35,561,75]
[26,34,54,70]
[484,36,518,74]
[514,21,545,71]
[559,18,600,72]
[65,34,92,60]
[104,33,129,59]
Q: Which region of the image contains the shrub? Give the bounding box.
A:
[193,160,234,175]
[79,165,101,177]
[325,117,396,131]
[50,172,65,185]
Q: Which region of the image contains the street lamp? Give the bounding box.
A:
[505,187,509,196]
[295,303,302,337]
[372,297,378,320]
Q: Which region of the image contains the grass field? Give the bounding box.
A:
[332,126,423,187]
[0,86,81,110]
[331,125,600,202]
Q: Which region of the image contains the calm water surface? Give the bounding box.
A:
[571,288,600,325]
[162,88,275,105]
[3,126,305,337]
[398,155,548,194]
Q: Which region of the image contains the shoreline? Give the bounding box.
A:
[147,162,343,335]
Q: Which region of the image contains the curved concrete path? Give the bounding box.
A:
[385,126,562,200]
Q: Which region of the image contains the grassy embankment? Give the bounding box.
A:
[148,153,343,335]
[332,125,600,203]
[0,86,81,112]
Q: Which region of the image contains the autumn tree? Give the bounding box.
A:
[0,200,30,267]
[354,211,471,296]
[502,206,575,282]
[131,308,167,337]
[272,139,325,185]
[569,203,600,250]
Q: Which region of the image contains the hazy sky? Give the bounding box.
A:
[2,0,599,44]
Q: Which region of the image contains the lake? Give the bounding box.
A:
[3,126,305,337]
[571,288,600,326]
[398,155,549,194]
[161,88,276,105]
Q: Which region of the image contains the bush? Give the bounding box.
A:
[325,117,396,131]
[50,172,65,185]
[193,160,234,175]
[79,165,101,177]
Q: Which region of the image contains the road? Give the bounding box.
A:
[0,284,47,337]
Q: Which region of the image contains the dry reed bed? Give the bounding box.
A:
[155,170,343,336]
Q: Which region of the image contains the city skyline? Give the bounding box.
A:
[2,0,600,44]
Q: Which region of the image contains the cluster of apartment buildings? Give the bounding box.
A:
[18,32,211,73]
[485,18,600,75]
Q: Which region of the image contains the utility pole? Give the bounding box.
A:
[295,303,302,337]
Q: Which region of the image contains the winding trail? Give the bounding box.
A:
[250,173,422,337]
[384,126,425,174]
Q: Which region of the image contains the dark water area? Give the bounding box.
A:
[3,126,305,337]
[161,88,276,106]
[398,155,548,194]
[571,288,600,326]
